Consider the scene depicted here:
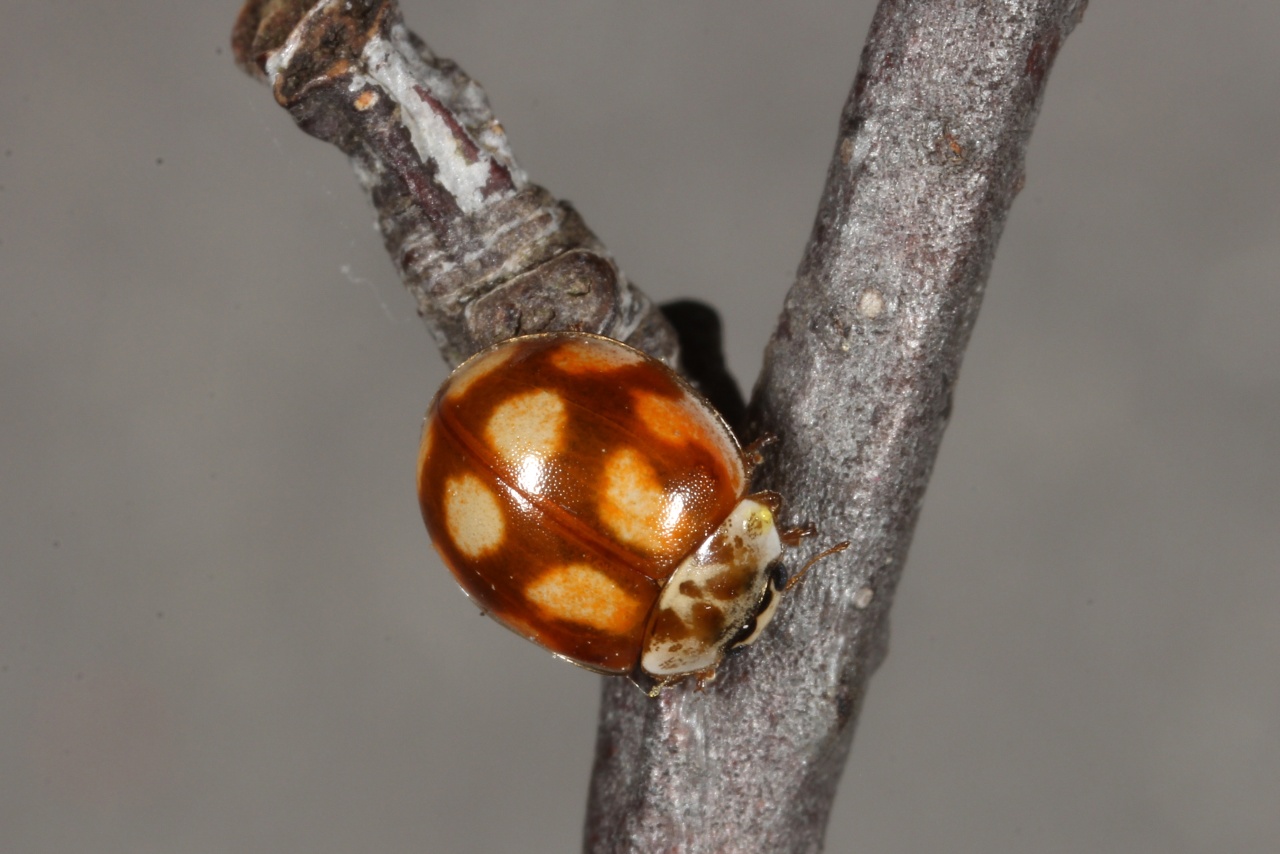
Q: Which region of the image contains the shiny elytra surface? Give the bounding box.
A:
[417,333,747,673]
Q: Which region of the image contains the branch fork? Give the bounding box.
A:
[232,1,1085,850]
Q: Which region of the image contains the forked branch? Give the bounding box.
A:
[231,1,1085,850]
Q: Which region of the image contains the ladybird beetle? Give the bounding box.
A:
[417,331,831,693]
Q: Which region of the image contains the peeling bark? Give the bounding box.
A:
[231,1,1085,851]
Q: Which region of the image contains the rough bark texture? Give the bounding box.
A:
[231,1,1085,851]
[231,0,676,369]
[585,2,1085,850]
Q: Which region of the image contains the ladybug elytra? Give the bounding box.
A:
[417,332,830,693]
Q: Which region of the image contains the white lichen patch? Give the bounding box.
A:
[362,34,492,212]
[443,473,505,558]
[600,448,670,553]
[359,25,526,213]
[263,5,314,81]
[525,564,642,633]
[484,389,566,467]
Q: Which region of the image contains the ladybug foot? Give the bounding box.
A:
[741,433,778,476]
[779,522,816,548]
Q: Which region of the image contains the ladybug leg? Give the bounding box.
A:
[750,489,783,515]
[779,522,816,548]
[747,488,814,544]
[742,432,778,476]
[692,666,720,692]
[783,540,851,592]
[627,668,663,698]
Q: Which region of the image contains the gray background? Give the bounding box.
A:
[3,2,1277,851]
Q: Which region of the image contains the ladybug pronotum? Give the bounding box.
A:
[417,331,823,693]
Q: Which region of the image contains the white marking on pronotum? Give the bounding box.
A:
[640,499,782,677]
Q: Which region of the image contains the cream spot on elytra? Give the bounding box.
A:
[443,473,505,558]
[632,391,703,444]
[600,448,670,553]
[525,564,642,633]
[484,389,566,468]
[631,390,744,492]
[549,338,644,374]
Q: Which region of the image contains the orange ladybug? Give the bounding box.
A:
[417,332,828,693]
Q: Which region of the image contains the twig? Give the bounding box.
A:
[231,0,677,368]
[231,1,1085,851]
[585,3,1085,850]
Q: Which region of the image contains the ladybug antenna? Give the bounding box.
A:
[784,541,851,593]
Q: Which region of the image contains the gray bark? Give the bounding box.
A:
[231,0,1086,850]
[587,3,1086,848]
